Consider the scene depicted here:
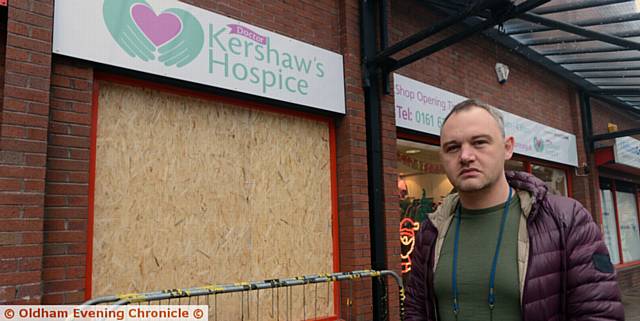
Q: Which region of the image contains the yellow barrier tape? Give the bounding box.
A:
[201,285,223,293]
[202,284,222,292]
[117,293,146,303]
[162,289,187,297]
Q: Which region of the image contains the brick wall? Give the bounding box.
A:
[0,0,53,304]
[0,7,6,106]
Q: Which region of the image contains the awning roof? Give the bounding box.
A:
[424,0,640,116]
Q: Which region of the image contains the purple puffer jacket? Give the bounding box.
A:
[404,171,624,321]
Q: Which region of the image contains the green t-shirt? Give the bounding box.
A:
[434,194,522,321]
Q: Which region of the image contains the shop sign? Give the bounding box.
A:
[398,153,444,174]
[400,217,420,274]
[53,0,345,114]
[614,136,640,169]
[393,74,579,167]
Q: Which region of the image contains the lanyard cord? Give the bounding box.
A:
[451,187,513,316]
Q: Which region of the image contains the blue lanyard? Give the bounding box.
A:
[451,187,512,316]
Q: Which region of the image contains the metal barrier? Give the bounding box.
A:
[83,270,404,321]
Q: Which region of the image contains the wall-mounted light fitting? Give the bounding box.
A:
[495,62,509,84]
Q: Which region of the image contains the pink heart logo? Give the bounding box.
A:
[131,4,182,47]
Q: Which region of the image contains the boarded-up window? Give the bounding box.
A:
[91,82,334,319]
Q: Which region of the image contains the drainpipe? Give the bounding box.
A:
[361,0,388,320]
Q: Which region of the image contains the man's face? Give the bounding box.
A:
[439,107,514,193]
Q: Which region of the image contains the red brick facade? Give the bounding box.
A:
[0,0,53,305]
[0,1,638,320]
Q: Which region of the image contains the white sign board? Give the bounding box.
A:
[614,136,640,169]
[394,73,579,167]
[53,0,345,114]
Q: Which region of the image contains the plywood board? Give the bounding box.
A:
[92,82,334,320]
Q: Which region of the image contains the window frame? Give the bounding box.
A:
[599,177,640,268]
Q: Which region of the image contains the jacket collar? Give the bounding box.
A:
[428,171,547,223]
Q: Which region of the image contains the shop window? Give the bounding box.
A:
[600,180,621,264]
[616,182,640,262]
[397,139,453,276]
[599,178,640,265]
[531,164,568,196]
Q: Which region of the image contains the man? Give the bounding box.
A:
[404,99,623,321]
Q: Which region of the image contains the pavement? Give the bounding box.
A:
[623,287,640,321]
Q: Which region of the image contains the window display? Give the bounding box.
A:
[397,139,453,275]
[532,164,568,196]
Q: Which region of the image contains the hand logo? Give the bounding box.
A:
[103,0,204,67]
[158,8,204,67]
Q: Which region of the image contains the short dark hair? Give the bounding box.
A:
[440,99,505,137]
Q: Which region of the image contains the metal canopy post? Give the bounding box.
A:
[361,0,388,320]
[580,92,595,154]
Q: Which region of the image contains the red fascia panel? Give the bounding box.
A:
[595,147,614,166]
[0,1,6,6]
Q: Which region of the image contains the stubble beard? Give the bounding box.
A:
[455,173,496,194]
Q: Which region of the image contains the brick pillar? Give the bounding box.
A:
[41,58,93,304]
[336,0,373,319]
[0,0,54,304]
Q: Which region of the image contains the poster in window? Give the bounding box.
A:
[616,191,640,262]
[600,189,620,264]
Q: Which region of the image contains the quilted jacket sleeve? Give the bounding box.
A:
[404,227,429,321]
[564,199,624,321]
